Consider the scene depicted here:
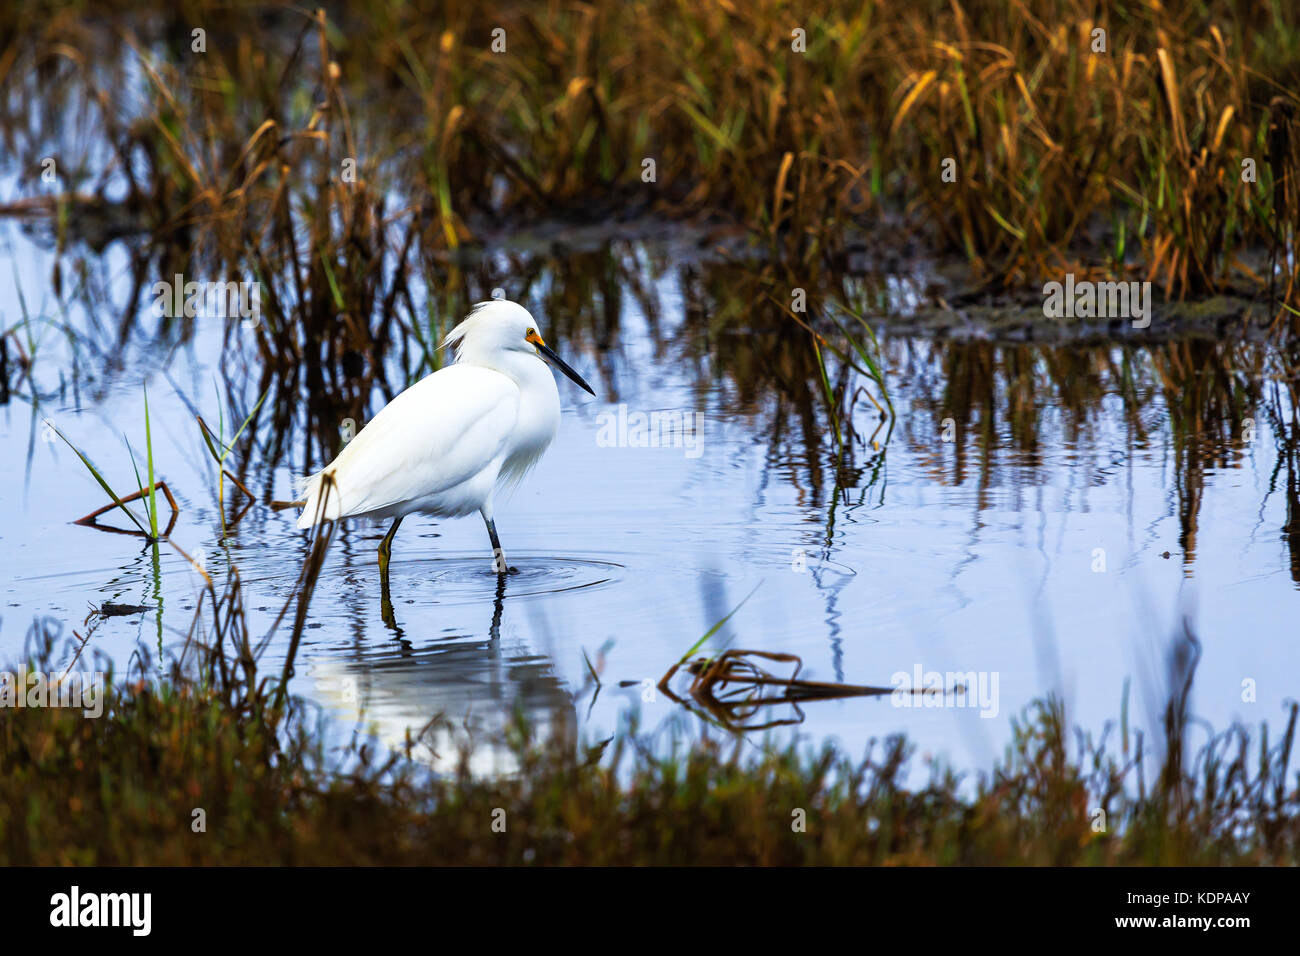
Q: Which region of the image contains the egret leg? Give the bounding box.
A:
[482,512,518,575]
[379,515,403,626]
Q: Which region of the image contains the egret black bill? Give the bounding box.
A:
[527,331,595,395]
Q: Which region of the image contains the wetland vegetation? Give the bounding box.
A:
[1,0,1299,865]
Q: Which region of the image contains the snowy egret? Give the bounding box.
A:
[295,299,594,619]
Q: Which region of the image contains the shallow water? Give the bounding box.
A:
[2,222,1298,777]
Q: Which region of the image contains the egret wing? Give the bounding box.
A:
[297,365,519,526]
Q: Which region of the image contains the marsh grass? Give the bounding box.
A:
[196,383,268,513]
[3,1,1300,865]
[5,332,1300,864]
[2,0,1297,433]
[4,3,1297,274]
[2,607,1298,864]
[13,420,1300,864]
[53,392,178,542]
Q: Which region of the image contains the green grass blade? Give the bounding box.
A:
[985,203,1026,241]
[124,433,153,528]
[225,385,270,457]
[51,426,148,535]
[319,248,346,311]
[581,647,600,686]
[197,416,223,463]
[828,311,895,417]
[215,381,225,439]
[144,384,158,539]
[813,337,843,454]
[677,581,762,664]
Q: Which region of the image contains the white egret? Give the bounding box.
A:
[295,300,594,617]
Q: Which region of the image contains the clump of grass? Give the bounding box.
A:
[5,449,1300,864]
[3,0,1296,414]
[2,609,1298,865]
[196,383,268,518]
[54,385,177,540]
[6,0,1298,487]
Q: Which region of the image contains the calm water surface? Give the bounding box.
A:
[3,225,1297,775]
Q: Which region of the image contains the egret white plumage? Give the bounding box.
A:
[295,299,593,617]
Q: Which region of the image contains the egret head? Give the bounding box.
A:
[443,300,595,395]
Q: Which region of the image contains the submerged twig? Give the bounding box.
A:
[658,648,903,732]
[72,480,179,539]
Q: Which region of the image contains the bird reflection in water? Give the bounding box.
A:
[308,573,576,777]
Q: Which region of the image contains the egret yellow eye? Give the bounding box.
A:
[525,328,546,347]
